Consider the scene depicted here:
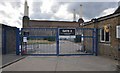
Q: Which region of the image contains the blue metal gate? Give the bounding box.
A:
[58,28,97,56]
[20,28,58,56]
[18,28,98,56]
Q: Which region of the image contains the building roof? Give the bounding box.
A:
[114,6,120,14]
[30,20,79,23]
[84,6,120,25]
[0,23,17,28]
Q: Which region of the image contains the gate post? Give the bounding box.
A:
[56,28,59,56]
[94,28,98,56]
[16,28,20,55]
[2,26,7,54]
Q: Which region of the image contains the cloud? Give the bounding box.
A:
[30,2,54,20]
[10,2,21,9]
[0,1,23,28]
[0,11,11,18]
[97,7,117,18]
[67,2,118,20]
[30,1,62,20]
[54,4,73,21]
[0,0,119,28]
[30,1,118,22]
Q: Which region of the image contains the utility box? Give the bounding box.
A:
[116,25,120,38]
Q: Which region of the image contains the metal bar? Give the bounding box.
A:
[16,28,20,55]
[95,29,98,56]
[21,36,56,38]
[22,28,57,30]
[76,28,95,30]
[23,53,93,56]
[22,35,94,38]
[59,53,94,56]
[92,29,95,55]
[2,26,6,54]
[56,28,59,56]
[23,54,57,56]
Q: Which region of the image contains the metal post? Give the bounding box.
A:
[16,28,20,55]
[3,26,7,54]
[92,18,98,56]
[56,28,59,56]
[92,29,95,55]
[118,39,120,72]
[79,23,84,52]
[95,28,98,56]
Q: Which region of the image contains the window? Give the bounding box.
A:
[100,28,110,42]
[101,29,105,42]
[105,32,109,41]
[23,31,29,36]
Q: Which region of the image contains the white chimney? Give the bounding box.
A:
[119,1,120,6]
[24,0,29,16]
[79,4,83,18]
[73,9,76,22]
[27,6,29,16]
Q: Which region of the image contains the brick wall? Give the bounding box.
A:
[82,28,93,53]
[22,16,80,28]
[23,16,29,28]
[97,17,119,59]
[29,20,79,28]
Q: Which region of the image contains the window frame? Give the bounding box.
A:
[100,28,105,42]
[100,27,110,43]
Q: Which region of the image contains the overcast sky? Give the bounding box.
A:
[0,0,119,28]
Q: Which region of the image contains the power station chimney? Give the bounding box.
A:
[73,9,76,22]
[24,0,29,16]
[79,4,82,18]
[27,6,29,16]
[23,0,29,28]
[78,4,84,24]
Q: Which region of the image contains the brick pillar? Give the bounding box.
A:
[23,16,29,28]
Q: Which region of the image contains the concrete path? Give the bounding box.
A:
[2,53,25,68]
[2,56,117,71]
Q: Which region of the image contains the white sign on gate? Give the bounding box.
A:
[23,37,27,42]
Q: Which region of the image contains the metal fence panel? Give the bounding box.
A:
[59,28,95,55]
[20,28,97,56]
[21,28,57,55]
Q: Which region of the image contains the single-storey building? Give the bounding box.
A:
[83,6,120,60]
